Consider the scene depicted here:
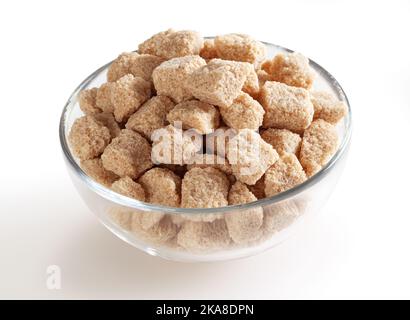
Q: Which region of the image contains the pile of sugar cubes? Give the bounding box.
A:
[68,29,347,252]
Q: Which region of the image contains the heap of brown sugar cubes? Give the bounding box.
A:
[68,29,347,249]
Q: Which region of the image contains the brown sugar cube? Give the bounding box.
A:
[93,112,121,138]
[125,95,175,140]
[113,207,164,232]
[264,153,307,197]
[131,214,177,244]
[228,181,258,204]
[79,88,100,115]
[311,91,348,124]
[138,29,203,59]
[101,129,153,179]
[108,207,134,231]
[108,207,164,234]
[226,181,263,244]
[151,125,202,165]
[259,81,314,133]
[80,158,119,187]
[138,167,181,229]
[248,176,266,200]
[152,55,206,103]
[111,176,146,201]
[139,168,181,207]
[186,153,233,177]
[200,39,218,60]
[261,128,302,156]
[186,59,250,108]
[107,52,164,82]
[107,52,135,82]
[205,126,237,157]
[263,200,301,234]
[128,54,164,81]
[181,167,229,209]
[186,153,236,184]
[111,182,157,233]
[111,74,152,123]
[214,34,266,66]
[242,67,260,98]
[299,119,338,177]
[219,92,264,130]
[227,129,279,185]
[197,58,259,98]
[109,208,172,236]
[68,115,111,160]
[166,100,220,134]
[139,212,167,231]
[95,82,115,113]
[261,52,315,89]
[177,219,231,251]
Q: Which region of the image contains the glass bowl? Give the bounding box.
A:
[59,40,352,262]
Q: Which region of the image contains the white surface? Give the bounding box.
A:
[0,0,409,299]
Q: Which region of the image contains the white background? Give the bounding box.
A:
[0,0,409,299]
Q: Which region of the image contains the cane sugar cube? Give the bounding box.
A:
[311,91,348,124]
[78,88,100,115]
[166,100,220,134]
[101,129,153,179]
[227,129,279,185]
[263,200,301,234]
[259,81,314,133]
[131,214,178,244]
[111,74,152,123]
[95,82,115,113]
[242,67,260,97]
[152,55,206,103]
[126,95,175,140]
[80,158,119,187]
[264,153,307,197]
[93,112,121,138]
[261,52,315,89]
[68,115,111,160]
[186,59,250,108]
[139,168,181,207]
[214,34,266,66]
[138,29,203,59]
[108,208,134,231]
[226,181,263,244]
[112,206,164,233]
[107,52,164,82]
[219,92,264,130]
[299,119,338,177]
[181,167,229,209]
[186,153,233,177]
[261,128,302,156]
[107,52,135,82]
[177,219,231,251]
[111,176,146,201]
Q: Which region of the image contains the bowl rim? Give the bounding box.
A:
[59,39,352,215]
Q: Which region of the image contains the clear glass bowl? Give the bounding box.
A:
[59,40,352,262]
